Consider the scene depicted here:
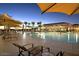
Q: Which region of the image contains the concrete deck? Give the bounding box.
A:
[0,31,79,56]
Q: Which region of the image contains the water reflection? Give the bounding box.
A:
[68,32,70,41]
[23,32,26,39]
[31,32,79,44]
[75,33,78,43]
[37,32,45,39]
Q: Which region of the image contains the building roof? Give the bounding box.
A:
[44,22,71,26]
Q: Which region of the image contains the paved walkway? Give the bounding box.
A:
[0,31,79,56]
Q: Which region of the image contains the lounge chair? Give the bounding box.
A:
[13,43,43,56]
[13,43,64,56]
[56,51,64,56]
[41,47,64,56]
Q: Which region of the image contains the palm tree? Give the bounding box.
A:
[27,22,30,26]
[31,22,35,32]
[22,23,24,32]
[24,22,27,26]
[37,22,42,32]
[27,22,30,31]
[24,22,28,31]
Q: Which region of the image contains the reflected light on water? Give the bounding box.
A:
[58,32,61,40]
[68,32,70,42]
[37,32,45,39]
[23,32,26,39]
[26,32,79,44]
[67,32,79,43]
[41,33,45,39]
[75,33,78,43]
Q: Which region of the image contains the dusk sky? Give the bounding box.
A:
[0,3,79,24]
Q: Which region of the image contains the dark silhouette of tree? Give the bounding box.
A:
[37,22,42,32]
[31,22,35,32]
[28,22,30,26]
[24,22,28,31]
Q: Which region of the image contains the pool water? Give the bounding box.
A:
[30,32,79,44]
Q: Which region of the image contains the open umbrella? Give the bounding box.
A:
[37,3,79,15]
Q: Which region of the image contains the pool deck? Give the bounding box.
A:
[0,32,79,56]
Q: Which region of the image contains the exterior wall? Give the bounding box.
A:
[41,23,74,32]
[73,25,79,31]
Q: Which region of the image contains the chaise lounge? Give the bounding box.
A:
[13,43,43,56]
[13,43,64,56]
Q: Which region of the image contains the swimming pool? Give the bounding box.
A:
[30,32,79,44]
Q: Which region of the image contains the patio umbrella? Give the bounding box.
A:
[37,3,79,15]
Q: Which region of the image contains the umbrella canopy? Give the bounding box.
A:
[0,13,22,27]
[37,3,79,15]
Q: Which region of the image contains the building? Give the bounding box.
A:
[72,24,79,31]
[41,22,73,32]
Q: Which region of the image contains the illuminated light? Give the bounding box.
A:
[10,27,15,29]
[75,28,79,31]
[0,26,4,29]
